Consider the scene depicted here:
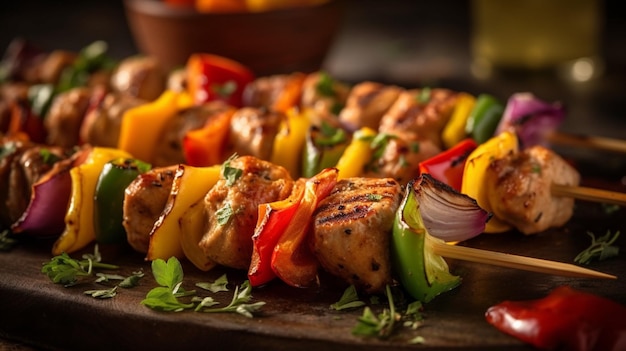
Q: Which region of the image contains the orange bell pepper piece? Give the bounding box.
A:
[182,107,236,167]
[195,0,247,12]
[270,167,338,288]
[186,53,255,107]
[271,72,306,114]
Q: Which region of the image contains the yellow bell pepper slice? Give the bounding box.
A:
[442,93,476,149]
[461,130,518,233]
[52,147,132,255]
[117,90,193,164]
[146,164,221,261]
[335,127,377,179]
[270,107,311,179]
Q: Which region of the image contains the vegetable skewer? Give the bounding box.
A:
[552,183,626,207]
[547,131,626,155]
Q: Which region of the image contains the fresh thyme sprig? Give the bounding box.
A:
[574,230,620,265]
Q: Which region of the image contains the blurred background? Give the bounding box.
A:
[0,0,625,139]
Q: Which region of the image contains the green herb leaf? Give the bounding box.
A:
[41,245,119,287]
[352,285,399,339]
[366,194,383,202]
[142,286,194,312]
[315,72,336,97]
[151,257,184,289]
[196,273,229,293]
[195,280,265,318]
[84,286,118,299]
[222,154,243,186]
[331,285,366,311]
[574,230,620,265]
[216,203,234,226]
[417,87,431,104]
[315,121,347,146]
[212,80,237,98]
[0,230,18,251]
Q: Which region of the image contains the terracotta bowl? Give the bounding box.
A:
[123,0,345,76]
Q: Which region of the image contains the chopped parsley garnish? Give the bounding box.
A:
[315,121,347,146]
[41,245,119,287]
[212,80,237,98]
[315,71,336,97]
[574,230,620,265]
[331,285,366,311]
[40,148,62,165]
[222,154,243,186]
[416,87,432,104]
[367,194,383,202]
[216,203,234,226]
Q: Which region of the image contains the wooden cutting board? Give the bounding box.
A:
[1,179,624,351]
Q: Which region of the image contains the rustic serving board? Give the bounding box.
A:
[1,175,624,351]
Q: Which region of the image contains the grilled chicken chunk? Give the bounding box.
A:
[123,165,177,253]
[338,81,403,132]
[378,88,458,148]
[45,87,92,148]
[110,55,166,101]
[300,71,350,116]
[153,102,232,167]
[225,107,283,161]
[484,145,581,235]
[242,72,301,108]
[363,131,441,184]
[199,156,294,270]
[311,177,403,293]
[0,139,69,228]
[80,90,146,148]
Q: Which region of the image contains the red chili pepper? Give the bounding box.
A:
[270,167,338,288]
[182,107,235,167]
[186,53,255,107]
[418,138,478,191]
[486,285,626,351]
[248,179,306,287]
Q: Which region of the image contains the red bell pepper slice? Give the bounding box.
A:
[418,138,478,192]
[270,167,338,288]
[248,179,306,287]
[186,53,255,107]
[182,107,235,167]
[486,285,626,351]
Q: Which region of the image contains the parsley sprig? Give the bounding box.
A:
[41,245,119,287]
[141,257,265,318]
[574,230,620,265]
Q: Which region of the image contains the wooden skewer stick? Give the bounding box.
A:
[552,183,626,206]
[428,237,617,280]
[547,131,626,154]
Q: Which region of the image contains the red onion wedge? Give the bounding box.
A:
[495,92,565,149]
[411,174,491,242]
[11,147,91,238]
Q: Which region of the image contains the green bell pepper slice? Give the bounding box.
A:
[94,157,151,245]
[391,179,461,303]
[465,94,504,144]
[301,122,348,178]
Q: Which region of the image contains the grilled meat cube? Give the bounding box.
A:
[300,71,350,116]
[0,83,29,133]
[0,139,69,228]
[122,165,177,253]
[44,87,92,147]
[484,145,581,235]
[338,81,403,132]
[152,101,231,167]
[378,88,458,148]
[199,156,294,270]
[363,131,441,184]
[311,177,403,293]
[110,55,166,101]
[225,107,283,161]
[242,73,297,108]
[80,89,146,148]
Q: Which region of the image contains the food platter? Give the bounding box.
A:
[1,167,624,350]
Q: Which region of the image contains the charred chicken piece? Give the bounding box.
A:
[44,87,93,147]
[199,155,294,270]
[484,145,581,235]
[0,138,70,228]
[79,89,146,148]
[110,55,166,101]
[378,88,458,148]
[311,177,403,294]
[123,165,178,253]
[300,71,350,116]
[363,131,441,184]
[225,107,283,161]
[242,73,296,108]
[338,81,403,132]
[152,101,232,167]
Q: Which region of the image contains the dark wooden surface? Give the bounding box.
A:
[1,170,625,351]
[1,1,626,350]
